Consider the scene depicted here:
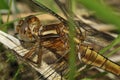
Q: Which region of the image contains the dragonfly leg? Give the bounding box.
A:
[23,42,38,59]
[37,45,43,67]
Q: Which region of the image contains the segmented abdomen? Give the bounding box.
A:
[79,45,120,76]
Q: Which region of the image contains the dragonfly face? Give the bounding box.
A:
[16,15,42,42]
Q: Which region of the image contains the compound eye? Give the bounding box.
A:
[25,15,35,22]
[30,17,40,24]
[26,15,41,30]
[15,20,24,33]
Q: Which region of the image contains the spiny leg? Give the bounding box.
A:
[23,42,40,60]
[23,41,43,67]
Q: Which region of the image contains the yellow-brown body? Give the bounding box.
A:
[16,15,120,76]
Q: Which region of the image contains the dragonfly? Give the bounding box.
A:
[15,0,120,78]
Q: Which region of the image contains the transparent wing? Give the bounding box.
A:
[54,0,115,49]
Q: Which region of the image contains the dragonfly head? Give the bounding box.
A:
[16,15,42,41]
[26,15,42,36]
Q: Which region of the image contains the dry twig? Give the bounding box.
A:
[0,30,65,80]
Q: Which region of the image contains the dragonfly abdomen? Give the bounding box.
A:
[79,45,120,76]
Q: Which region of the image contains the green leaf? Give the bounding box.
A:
[0,0,9,9]
[100,35,120,54]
